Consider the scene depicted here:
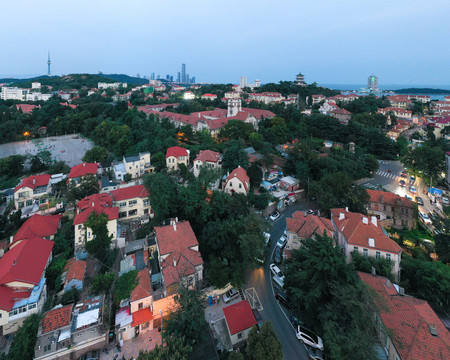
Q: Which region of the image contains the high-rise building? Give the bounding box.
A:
[166,74,170,80]
[191,76,196,84]
[47,51,51,76]
[240,76,247,88]
[186,74,190,84]
[368,75,378,91]
[177,72,181,82]
[182,63,186,83]
[151,73,155,80]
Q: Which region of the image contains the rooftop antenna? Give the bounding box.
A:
[47,51,51,76]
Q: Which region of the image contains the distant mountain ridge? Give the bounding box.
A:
[394,88,450,94]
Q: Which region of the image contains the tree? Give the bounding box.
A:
[162,287,206,347]
[61,288,80,305]
[136,335,191,360]
[85,212,113,261]
[82,145,109,163]
[143,173,179,223]
[47,160,71,174]
[124,173,132,182]
[434,233,450,264]
[222,141,249,171]
[114,270,138,305]
[247,163,263,189]
[228,351,245,360]
[8,314,40,360]
[246,322,282,360]
[91,272,115,294]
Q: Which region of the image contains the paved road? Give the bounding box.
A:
[245,202,316,360]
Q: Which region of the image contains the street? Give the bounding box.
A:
[245,203,314,360]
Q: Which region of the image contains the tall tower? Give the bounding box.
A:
[47,51,51,76]
[181,63,186,83]
[240,76,247,88]
[368,75,378,91]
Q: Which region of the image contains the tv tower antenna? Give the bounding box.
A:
[47,51,51,76]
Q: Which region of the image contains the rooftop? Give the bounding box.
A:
[15,174,51,192]
[68,162,98,179]
[40,305,73,334]
[13,214,62,242]
[223,300,257,335]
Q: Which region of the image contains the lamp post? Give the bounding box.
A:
[159,309,163,345]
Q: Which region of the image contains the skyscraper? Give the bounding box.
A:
[177,72,181,82]
[368,75,378,91]
[182,63,186,83]
[47,51,51,76]
[150,73,155,80]
[240,76,247,88]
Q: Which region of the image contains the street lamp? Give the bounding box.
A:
[159,309,163,345]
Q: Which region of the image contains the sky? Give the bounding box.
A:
[1,0,450,86]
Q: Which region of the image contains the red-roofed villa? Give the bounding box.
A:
[224,166,250,195]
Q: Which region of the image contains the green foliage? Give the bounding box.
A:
[341,95,390,114]
[403,143,445,182]
[247,192,272,210]
[45,256,68,293]
[219,120,254,141]
[66,174,100,203]
[0,155,25,178]
[247,163,263,189]
[143,172,179,223]
[434,233,450,263]
[85,212,113,262]
[82,145,109,163]
[400,254,450,309]
[136,335,191,360]
[91,272,115,295]
[8,313,40,360]
[61,288,80,305]
[162,287,206,347]
[114,270,138,305]
[124,173,132,182]
[351,251,394,280]
[246,322,282,360]
[222,140,249,171]
[52,216,74,257]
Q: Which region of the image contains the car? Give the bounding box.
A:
[270,264,285,281]
[415,196,424,206]
[409,186,417,194]
[277,235,287,249]
[387,169,391,173]
[399,180,406,187]
[296,325,324,351]
[400,171,407,178]
[270,211,280,221]
[410,175,416,182]
[404,195,413,201]
[306,209,315,215]
[223,288,239,303]
[309,347,325,360]
[442,196,449,205]
[273,245,282,264]
[419,211,432,225]
[275,291,291,309]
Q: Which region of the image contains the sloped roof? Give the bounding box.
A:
[155,220,199,256]
[77,193,113,212]
[40,305,73,334]
[166,146,188,159]
[13,214,62,242]
[225,166,250,192]
[286,212,334,240]
[131,307,154,327]
[359,272,450,360]
[194,150,221,164]
[367,189,415,208]
[15,174,51,192]
[241,107,275,119]
[68,163,98,179]
[65,260,86,284]
[223,300,257,335]
[130,269,151,302]
[0,238,54,287]
[110,184,149,201]
[160,249,204,287]
[331,208,402,254]
[16,104,40,114]
[73,204,118,225]
[0,286,31,311]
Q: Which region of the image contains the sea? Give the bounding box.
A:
[319,84,450,101]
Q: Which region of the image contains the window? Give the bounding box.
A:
[376,251,381,259]
[383,205,386,211]
[239,183,242,189]
[78,225,82,230]
[138,302,143,310]
[353,246,359,253]
[28,303,36,310]
[386,254,391,261]
[119,202,126,207]
[128,200,137,206]
[363,248,369,258]
[128,209,137,216]
[229,182,232,187]
[237,332,242,339]
[143,199,150,207]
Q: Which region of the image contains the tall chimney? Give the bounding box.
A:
[33,177,36,185]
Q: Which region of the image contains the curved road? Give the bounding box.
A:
[245,203,313,360]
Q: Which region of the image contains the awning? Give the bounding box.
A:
[131,308,154,327]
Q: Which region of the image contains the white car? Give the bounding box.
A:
[442,196,449,205]
[277,235,287,248]
[419,211,432,225]
[269,264,285,281]
[270,211,280,221]
[223,288,239,303]
[263,232,271,245]
[296,325,324,351]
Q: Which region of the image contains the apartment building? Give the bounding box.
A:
[110,184,152,221]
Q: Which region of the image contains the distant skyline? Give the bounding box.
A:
[1,1,450,85]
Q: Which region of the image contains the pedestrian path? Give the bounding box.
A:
[375,170,398,180]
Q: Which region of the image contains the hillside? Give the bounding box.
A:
[98,73,149,85]
[395,88,450,94]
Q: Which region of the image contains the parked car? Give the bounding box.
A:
[419,211,432,225]
[277,235,287,249]
[415,196,424,206]
[270,211,280,221]
[273,245,282,264]
[409,186,417,194]
[223,288,239,303]
[400,171,407,178]
[270,264,285,281]
[296,325,324,351]
[272,275,284,290]
[399,180,406,187]
[309,347,325,360]
[275,291,291,309]
[442,196,449,205]
[410,175,416,183]
[404,195,413,201]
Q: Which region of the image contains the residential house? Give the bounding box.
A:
[285,212,335,253]
[223,166,250,195]
[34,305,73,359]
[14,174,51,210]
[359,272,450,360]
[329,108,351,124]
[201,93,217,100]
[331,208,402,281]
[223,300,257,348]
[367,189,417,230]
[110,184,152,221]
[193,150,222,177]
[0,238,54,335]
[100,176,118,193]
[311,94,326,105]
[114,152,153,181]
[155,219,204,294]
[11,214,62,248]
[15,104,40,114]
[378,107,412,120]
[130,269,153,337]
[166,146,189,171]
[68,163,99,184]
[279,176,300,192]
[73,193,118,248]
[63,259,86,293]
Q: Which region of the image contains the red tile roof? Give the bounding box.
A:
[0,287,31,312]
[367,189,415,208]
[77,193,113,212]
[68,162,98,179]
[40,305,73,334]
[359,272,450,360]
[241,107,275,119]
[330,108,351,115]
[286,212,334,239]
[73,204,118,225]
[131,307,154,327]
[166,146,188,159]
[130,269,151,302]
[110,185,149,201]
[65,260,86,284]
[223,300,257,335]
[155,220,199,256]
[15,174,51,192]
[13,214,62,243]
[160,249,204,286]
[331,208,402,254]
[194,150,221,164]
[16,104,40,114]
[225,166,250,192]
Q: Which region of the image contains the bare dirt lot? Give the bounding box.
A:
[0,134,94,167]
